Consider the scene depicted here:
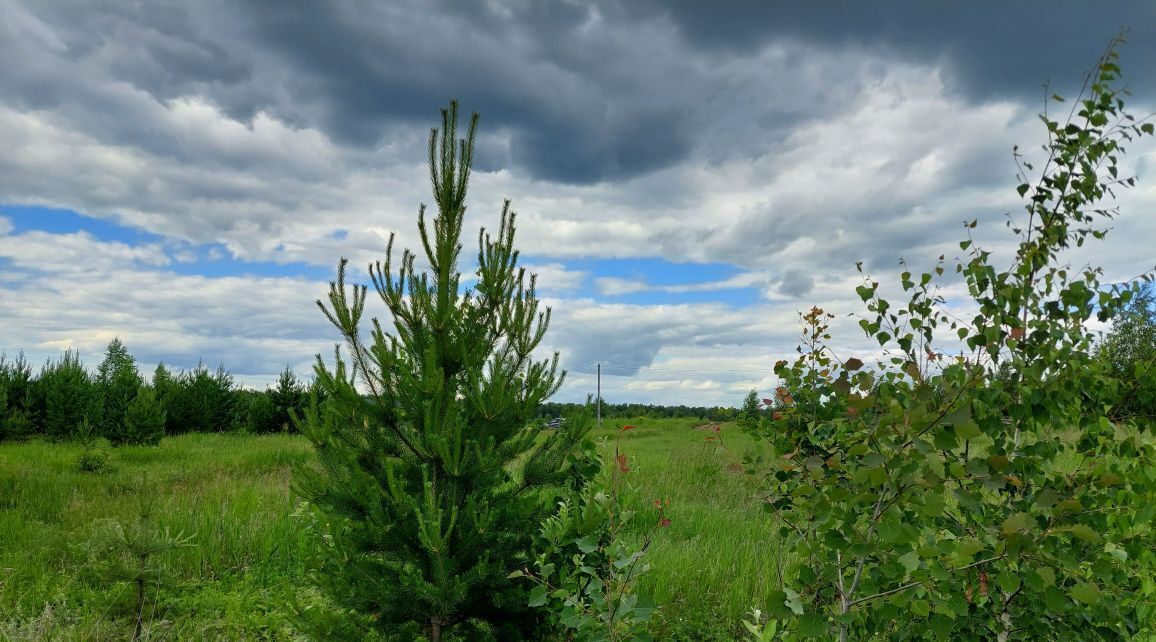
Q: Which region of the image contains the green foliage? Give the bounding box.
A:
[74,417,113,472]
[758,40,1156,640]
[538,401,738,421]
[0,353,36,438]
[739,390,761,434]
[243,389,280,434]
[0,433,316,639]
[164,362,239,434]
[1097,284,1156,423]
[151,362,173,401]
[298,101,596,640]
[243,369,306,435]
[767,307,850,457]
[81,492,195,641]
[265,366,306,433]
[119,386,166,447]
[96,338,143,442]
[518,423,664,641]
[38,349,97,441]
[75,449,111,474]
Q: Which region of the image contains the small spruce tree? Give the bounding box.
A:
[299,101,594,641]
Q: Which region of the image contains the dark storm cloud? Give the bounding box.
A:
[637,0,1156,103]
[6,0,251,105]
[231,0,701,183]
[10,0,1148,188]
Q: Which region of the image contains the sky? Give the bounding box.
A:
[2,1,1155,406]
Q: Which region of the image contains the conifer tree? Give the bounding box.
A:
[120,386,166,446]
[151,363,173,400]
[40,349,97,441]
[1,353,36,440]
[269,366,305,432]
[151,363,174,433]
[243,390,280,434]
[166,363,239,433]
[299,102,594,641]
[97,338,143,442]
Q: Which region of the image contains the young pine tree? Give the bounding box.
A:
[40,350,97,441]
[166,363,239,433]
[97,338,143,443]
[121,386,166,447]
[298,102,594,641]
[0,353,37,440]
[269,366,305,432]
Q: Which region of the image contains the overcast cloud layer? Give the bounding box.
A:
[2,1,1155,405]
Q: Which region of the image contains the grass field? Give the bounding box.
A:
[0,420,781,640]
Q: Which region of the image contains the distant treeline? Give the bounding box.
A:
[0,339,311,444]
[0,338,755,444]
[535,400,740,422]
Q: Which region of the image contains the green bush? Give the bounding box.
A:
[756,39,1156,640]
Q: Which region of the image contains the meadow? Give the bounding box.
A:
[0,418,780,640]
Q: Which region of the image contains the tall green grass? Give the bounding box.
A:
[592,418,784,640]
[0,434,315,640]
[0,422,782,640]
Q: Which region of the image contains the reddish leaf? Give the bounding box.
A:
[620,425,636,432]
[615,454,630,472]
[775,386,795,405]
[660,517,672,528]
[762,398,774,406]
[845,357,864,371]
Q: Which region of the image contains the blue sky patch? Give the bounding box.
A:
[1,203,165,244]
[167,243,332,280]
[1,204,332,281]
[529,256,763,306]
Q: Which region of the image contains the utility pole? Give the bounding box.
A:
[596,363,601,428]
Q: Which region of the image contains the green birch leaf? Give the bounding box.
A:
[1070,582,1100,605]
